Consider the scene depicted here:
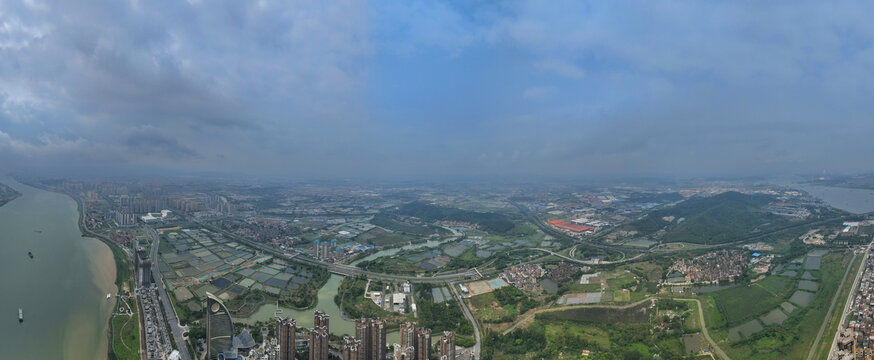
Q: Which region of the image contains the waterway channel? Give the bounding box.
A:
[0,177,117,359]
[799,185,874,214]
[237,236,458,344]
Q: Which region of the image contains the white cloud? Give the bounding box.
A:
[534,59,585,79]
[522,86,556,100]
[0,131,90,157]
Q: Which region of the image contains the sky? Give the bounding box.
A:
[2,0,874,180]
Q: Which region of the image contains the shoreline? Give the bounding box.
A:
[1,176,124,360]
[37,178,131,360]
[70,195,133,360]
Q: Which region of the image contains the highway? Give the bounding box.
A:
[449,281,480,360]
[526,247,645,265]
[194,219,480,282]
[295,255,479,282]
[146,226,192,360]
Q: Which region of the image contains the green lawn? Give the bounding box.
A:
[605,271,637,290]
[110,311,140,360]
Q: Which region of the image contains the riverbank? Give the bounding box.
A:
[0,177,119,359]
[0,182,22,207]
[70,194,133,296]
[73,197,137,360]
[47,181,131,360]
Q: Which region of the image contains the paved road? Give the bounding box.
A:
[501,298,655,335]
[674,298,730,360]
[826,243,871,359]
[147,226,192,360]
[498,296,729,360]
[195,219,479,282]
[527,247,645,265]
[298,256,478,281]
[449,282,480,360]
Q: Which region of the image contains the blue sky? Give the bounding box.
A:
[1,0,874,179]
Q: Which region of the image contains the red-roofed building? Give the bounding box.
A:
[547,220,595,233]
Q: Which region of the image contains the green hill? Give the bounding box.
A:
[627,191,784,245]
[395,201,516,234]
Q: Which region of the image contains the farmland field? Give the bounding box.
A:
[711,281,789,326]
[720,251,859,360]
[537,300,652,324]
[728,319,764,341]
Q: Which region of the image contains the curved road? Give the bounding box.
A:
[196,220,480,282]
[674,298,730,360]
[526,247,645,265]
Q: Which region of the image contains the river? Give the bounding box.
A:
[351,236,458,265]
[799,185,874,214]
[234,238,457,344]
[0,177,117,359]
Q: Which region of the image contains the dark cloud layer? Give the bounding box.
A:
[1,0,874,178]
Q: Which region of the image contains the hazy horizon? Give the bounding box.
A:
[3,1,874,179]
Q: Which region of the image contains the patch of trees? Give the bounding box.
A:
[657,299,689,311]
[396,201,515,234]
[493,286,538,313]
[175,301,202,326]
[370,213,433,235]
[335,276,390,320]
[416,283,473,336]
[483,323,548,355]
[627,191,784,245]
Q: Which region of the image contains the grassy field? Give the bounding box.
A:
[560,283,602,293]
[613,290,631,302]
[717,251,856,359]
[709,277,795,327]
[544,321,611,349]
[110,311,140,360]
[701,295,726,330]
[537,301,652,324]
[605,271,637,290]
[812,253,862,360]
